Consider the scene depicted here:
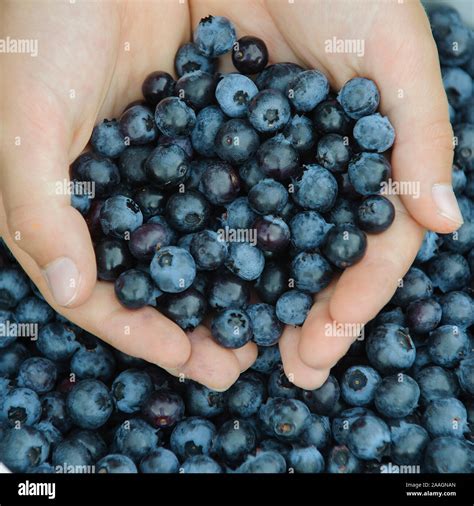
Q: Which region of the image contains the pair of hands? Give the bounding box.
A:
[0,0,462,391]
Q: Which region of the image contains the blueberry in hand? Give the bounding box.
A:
[174,42,217,77]
[193,15,236,57]
[157,288,207,330]
[287,69,329,112]
[232,35,268,74]
[255,262,288,305]
[95,238,135,281]
[175,70,217,110]
[71,152,120,197]
[214,118,260,164]
[154,97,196,137]
[312,98,352,135]
[292,165,338,212]
[90,119,126,158]
[257,135,299,180]
[255,62,303,93]
[356,195,395,233]
[246,303,283,346]
[392,266,433,307]
[348,152,391,195]
[405,298,442,334]
[199,160,241,205]
[129,223,173,261]
[119,104,157,145]
[142,389,185,428]
[283,114,316,152]
[227,373,266,418]
[248,178,288,215]
[191,105,225,157]
[422,397,468,438]
[353,113,395,152]
[346,415,390,461]
[207,271,250,310]
[114,269,154,309]
[111,369,153,414]
[141,70,175,105]
[427,324,470,368]
[247,89,291,133]
[254,215,290,252]
[215,73,258,118]
[18,357,57,394]
[213,419,257,465]
[374,373,420,418]
[291,251,333,293]
[211,309,253,349]
[145,144,189,189]
[170,416,216,460]
[337,77,380,120]
[316,133,351,173]
[322,224,367,268]
[190,230,228,270]
[341,365,381,407]
[99,195,143,239]
[150,246,196,293]
[185,382,226,417]
[117,145,151,186]
[225,242,265,281]
[427,252,471,293]
[326,198,357,226]
[165,190,210,233]
[290,210,333,251]
[275,290,312,326]
[140,448,179,474]
[222,197,257,229]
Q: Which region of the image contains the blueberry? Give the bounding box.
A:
[356,195,395,233]
[150,246,196,293]
[347,415,390,461]
[239,158,266,190]
[141,70,175,105]
[452,163,467,195]
[145,144,189,188]
[291,251,333,293]
[225,242,265,281]
[114,269,154,309]
[454,123,474,172]
[427,325,470,368]
[99,195,143,238]
[207,271,250,310]
[35,420,63,447]
[288,446,324,473]
[442,67,473,108]
[255,62,303,93]
[392,266,433,307]
[214,118,260,164]
[18,357,57,394]
[236,450,286,473]
[66,379,113,430]
[341,366,381,407]
[174,42,217,77]
[416,231,440,263]
[428,5,462,27]
[36,322,79,361]
[255,215,290,252]
[166,190,210,233]
[221,197,257,230]
[353,113,396,152]
[200,160,241,205]
[215,73,258,118]
[405,298,442,334]
[185,382,226,417]
[373,306,406,327]
[142,389,185,429]
[140,448,179,473]
[15,295,54,325]
[113,418,160,463]
[28,463,56,474]
[158,288,207,330]
[390,421,429,465]
[423,397,468,438]
[71,152,121,197]
[133,187,166,220]
[175,70,217,110]
[259,397,311,441]
[456,356,474,395]
[246,303,283,346]
[0,267,30,308]
[2,387,41,426]
[227,374,266,418]
[129,223,173,261]
[267,367,300,399]
[90,119,126,158]
[374,374,420,418]
[0,310,17,348]
[348,152,391,195]
[435,22,473,66]
[67,431,106,461]
[275,290,312,326]
[293,165,338,212]
[119,104,157,145]
[248,178,288,215]
[315,133,351,173]
[287,69,329,112]
[193,15,236,57]
[282,114,316,152]
[70,191,92,215]
[170,416,216,461]
[211,309,253,349]
[111,369,153,414]
[70,342,116,382]
[0,342,30,378]
[232,35,268,74]
[415,365,460,405]
[0,426,49,472]
[213,419,256,464]
[312,98,352,135]
[290,211,333,251]
[327,444,362,473]
[331,407,374,445]
[300,375,341,416]
[155,97,196,137]
[300,413,331,449]
[258,135,299,180]
[326,198,357,226]
[180,455,222,473]
[366,324,416,374]
[337,77,380,119]
[52,438,93,469]
[322,224,367,268]
[96,454,138,473]
[255,262,288,305]
[191,105,225,157]
[424,436,473,473]
[247,89,291,133]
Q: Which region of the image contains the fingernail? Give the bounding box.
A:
[42,257,80,306]
[432,184,464,225]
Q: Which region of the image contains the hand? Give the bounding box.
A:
[0,0,257,391]
[190,0,462,388]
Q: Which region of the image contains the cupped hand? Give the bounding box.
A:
[190,0,462,388]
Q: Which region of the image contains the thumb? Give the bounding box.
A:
[2,92,97,308]
[371,4,463,233]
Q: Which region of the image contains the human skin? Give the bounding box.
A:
[0,0,461,390]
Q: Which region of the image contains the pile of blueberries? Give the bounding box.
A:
[0,5,473,474]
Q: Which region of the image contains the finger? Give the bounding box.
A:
[168,326,242,391]
[2,89,96,308]
[232,341,258,372]
[279,325,329,390]
[0,216,192,370]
